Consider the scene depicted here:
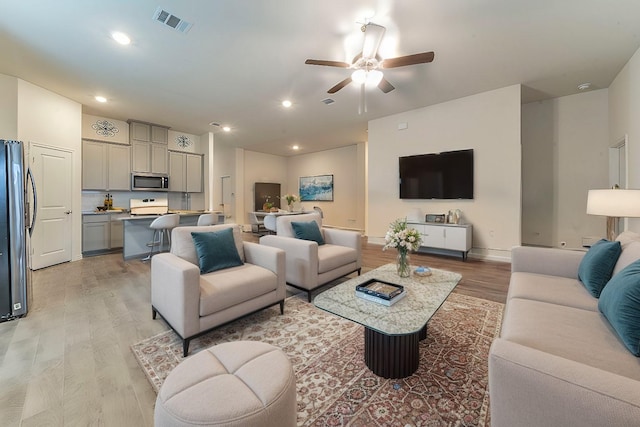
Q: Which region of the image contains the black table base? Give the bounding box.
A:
[364,324,427,379]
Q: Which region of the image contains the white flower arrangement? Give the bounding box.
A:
[281,194,298,205]
[383,218,422,252]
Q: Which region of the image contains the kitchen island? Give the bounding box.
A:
[119,211,223,260]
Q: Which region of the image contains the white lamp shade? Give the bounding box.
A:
[367,69,383,86]
[351,69,384,86]
[586,189,640,217]
[351,69,367,84]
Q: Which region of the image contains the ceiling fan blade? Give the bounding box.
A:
[305,59,350,68]
[378,77,395,93]
[328,77,352,94]
[381,52,435,68]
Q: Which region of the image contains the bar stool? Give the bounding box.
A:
[197,213,218,226]
[143,214,180,261]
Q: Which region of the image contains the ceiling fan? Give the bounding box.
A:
[305,22,435,95]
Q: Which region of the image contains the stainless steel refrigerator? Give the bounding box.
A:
[0,140,36,322]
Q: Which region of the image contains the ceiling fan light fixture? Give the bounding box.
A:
[351,69,367,84]
[351,69,383,86]
[367,69,383,86]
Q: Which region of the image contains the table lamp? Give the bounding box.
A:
[586,189,640,241]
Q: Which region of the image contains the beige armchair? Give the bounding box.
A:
[151,224,286,356]
[260,212,361,302]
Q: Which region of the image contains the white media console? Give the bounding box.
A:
[407,222,473,261]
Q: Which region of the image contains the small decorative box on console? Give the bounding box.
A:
[425,214,446,223]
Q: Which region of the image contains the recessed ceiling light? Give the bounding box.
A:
[282,100,292,108]
[95,96,107,103]
[112,32,131,45]
[292,145,299,150]
[222,126,231,132]
[577,82,591,91]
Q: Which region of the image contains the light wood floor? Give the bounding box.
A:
[0,233,510,426]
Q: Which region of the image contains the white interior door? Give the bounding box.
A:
[29,144,73,270]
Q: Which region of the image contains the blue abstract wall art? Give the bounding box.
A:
[299,174,333,201]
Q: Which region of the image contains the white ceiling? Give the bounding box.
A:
[1,1,639,156]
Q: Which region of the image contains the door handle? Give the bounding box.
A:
[64,210,72,215]
[27,167,37,237]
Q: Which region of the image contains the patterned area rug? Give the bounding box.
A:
[132,292,503,426]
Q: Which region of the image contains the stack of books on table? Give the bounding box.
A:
[355,279,406,306]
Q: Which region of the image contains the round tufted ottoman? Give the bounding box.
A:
[154,341,296,427]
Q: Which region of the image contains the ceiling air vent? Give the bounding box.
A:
[321,98,335,105]
[153,7,193,34]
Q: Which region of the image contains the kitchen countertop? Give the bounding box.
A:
[82,210,128,215]
[118,211,223,220]
[83,210,222,217]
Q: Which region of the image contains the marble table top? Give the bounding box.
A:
[314,263,462,335]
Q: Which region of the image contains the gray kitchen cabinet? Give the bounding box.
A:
[186,153,202,192]
[82,140,131,191]
[151,125,168,144]
[82,213,126,255]
[107,144,131,190]
[129,120,169,144]
[82,215,110,253]
[151,143,168,173]
[110,214,125,248]
[130,121,151,142]
[168,151,202,192]
[168,151,184,191]
[131,141,168,174]
[129,120,169,174]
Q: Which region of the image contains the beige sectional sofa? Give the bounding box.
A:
[489,236,640,427]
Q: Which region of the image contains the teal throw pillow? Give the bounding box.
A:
[291,221,325,245]
[598,259,640,356]
[578,239,621,298]
[191,228,243,274]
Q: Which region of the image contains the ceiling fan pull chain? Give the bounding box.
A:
[363,83,368,113]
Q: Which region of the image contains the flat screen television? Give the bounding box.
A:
[399,149,474,199]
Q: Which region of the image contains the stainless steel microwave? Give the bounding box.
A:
[131,173,169,191]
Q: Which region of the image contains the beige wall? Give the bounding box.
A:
[286,144,365,230]
[522,89,610,249]
[0,74,18,139]
[367,85,522,260]
[236,144,366,232]
[609,46,640,231]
